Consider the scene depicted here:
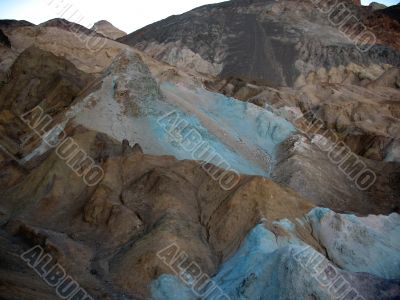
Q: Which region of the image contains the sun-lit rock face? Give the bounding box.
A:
[0,18,128,74]
[92,20,127,40]
[369,2,387,10]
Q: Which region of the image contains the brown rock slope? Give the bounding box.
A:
[0,46,95,159]
[92,20,127,40]
[0,125,317,299]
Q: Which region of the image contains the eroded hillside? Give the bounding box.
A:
[0,1,399,299]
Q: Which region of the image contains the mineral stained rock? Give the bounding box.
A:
[0,0,399,299]
[152,209,400,300]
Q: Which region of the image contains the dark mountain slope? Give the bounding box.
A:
[119,0,400,87]
[0,29,11,48]
[381,4,400,23]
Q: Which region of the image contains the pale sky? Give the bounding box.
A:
[362,0,398,4]
[0,0,398,33]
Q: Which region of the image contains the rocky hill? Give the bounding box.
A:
[369,2,387,10]
[0,1,399,300]
[381,3,400,23]
[119,0,400,86]
[92,20,127,40]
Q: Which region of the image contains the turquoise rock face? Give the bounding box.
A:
[147,81,297,178]
[73,51,296,179]
[151,275,195,300]
[151,210,400,300]
[306,208,400,280]
[159,82,296,177]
